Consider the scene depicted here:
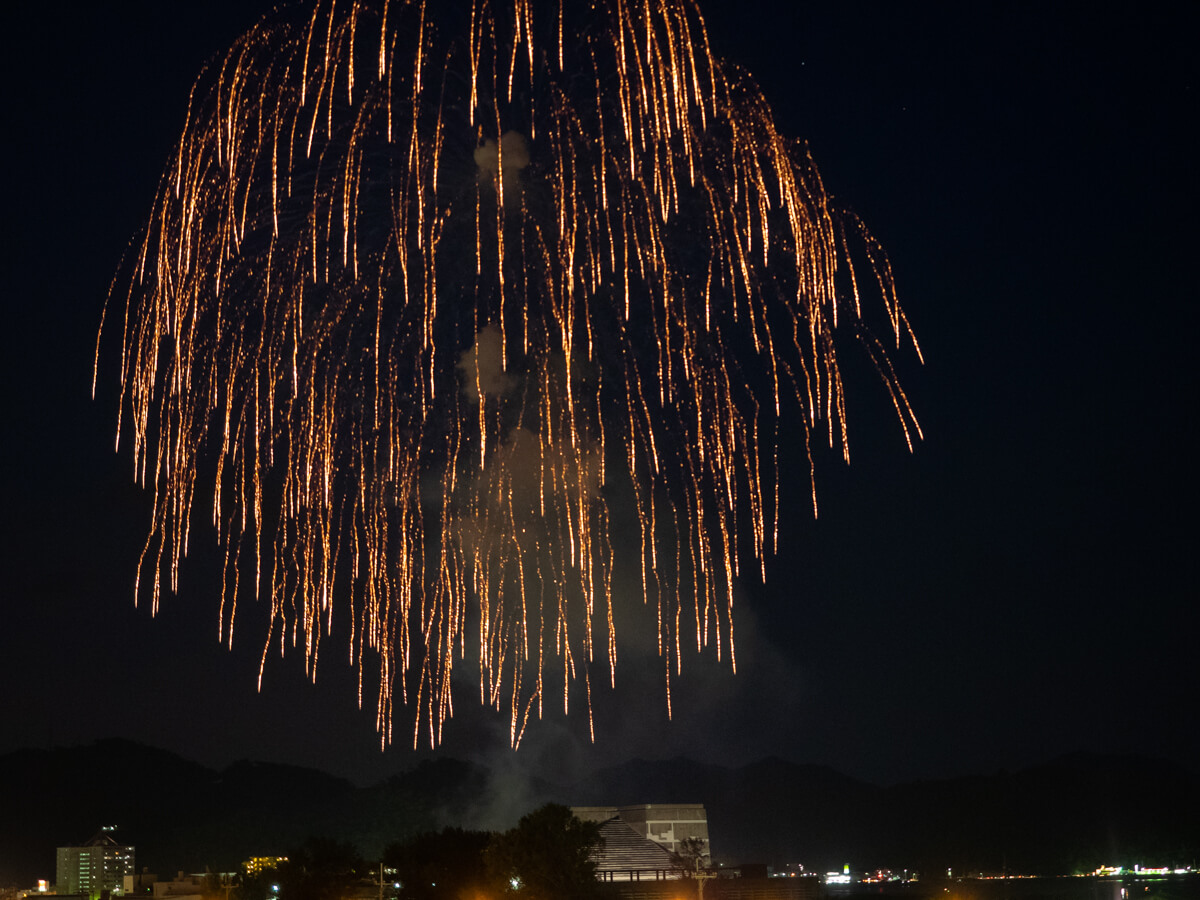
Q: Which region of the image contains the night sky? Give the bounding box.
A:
[5,1,1196,790]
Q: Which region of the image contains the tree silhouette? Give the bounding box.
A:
[276,837,363,900]
[485,805,602,900]
[670,837,710,877]
[382,828,490,899]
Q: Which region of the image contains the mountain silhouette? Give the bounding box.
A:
[2,741,1195,886]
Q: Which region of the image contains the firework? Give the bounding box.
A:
[98,0,921,748]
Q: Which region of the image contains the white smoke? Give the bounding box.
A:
[473,130,531,192]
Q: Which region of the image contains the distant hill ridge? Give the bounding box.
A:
[1,739,1196,886]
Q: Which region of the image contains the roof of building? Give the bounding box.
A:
[592,817,677,876]
[81,830,126,848]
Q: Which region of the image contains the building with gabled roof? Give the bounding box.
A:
[573,803,710,855]
[590,817,679,883]
[572,803,711,884]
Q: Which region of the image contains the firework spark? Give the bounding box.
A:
[98,0,921,748]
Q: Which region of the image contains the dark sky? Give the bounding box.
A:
[5,1,1196,790]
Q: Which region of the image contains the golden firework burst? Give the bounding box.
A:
[98,0,921,748]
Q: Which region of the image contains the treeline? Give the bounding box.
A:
[236,804,602,900]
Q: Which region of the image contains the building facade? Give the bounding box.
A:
[573,803,710,855]
[56,830,135,900]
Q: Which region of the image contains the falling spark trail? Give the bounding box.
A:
[100,0,920,748]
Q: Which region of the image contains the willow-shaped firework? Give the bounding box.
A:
[100,0,921,748]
